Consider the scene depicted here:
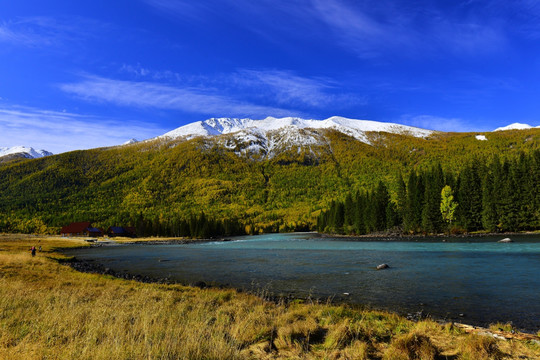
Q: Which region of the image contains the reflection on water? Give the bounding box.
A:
[64,233,540,331]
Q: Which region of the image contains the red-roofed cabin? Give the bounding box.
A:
[60,222,103,237]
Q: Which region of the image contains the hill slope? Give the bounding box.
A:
[0,146,52,164]
[0,122,538,234]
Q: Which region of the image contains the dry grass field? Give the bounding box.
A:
[0,234,539,359]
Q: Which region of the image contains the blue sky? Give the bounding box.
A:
[1,0,540,153]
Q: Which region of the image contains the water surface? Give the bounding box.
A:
[64,233,540,331]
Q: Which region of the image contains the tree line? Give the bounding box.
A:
[317,151,540,235]
[134,212,246,238]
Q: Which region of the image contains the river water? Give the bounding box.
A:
[64,232,540,331]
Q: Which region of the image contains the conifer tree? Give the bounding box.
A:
[404,171,417,232]
[422,165,444,233]
[482,156,501,232]
[354,192,367,234]
[343,193,355,231]
[333,202,345,233]
[532,150,540,228]
[456,163,483,231]
[405,171,424,233]
[513,153,534,230]
[395,173,407,225]
[374,181,389,231]
[499,161,519,231]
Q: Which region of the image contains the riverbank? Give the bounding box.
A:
[49,229,540,246]
[1,234,539,359]
[63,232,540,333]
[319,229,540,241]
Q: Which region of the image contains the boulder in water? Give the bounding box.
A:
[376,263,389,270]
[498,238,512,243]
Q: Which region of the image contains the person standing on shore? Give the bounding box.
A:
[31,246,36,257]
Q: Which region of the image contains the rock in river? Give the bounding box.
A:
[498,238,513,243]
[376,263,390,270]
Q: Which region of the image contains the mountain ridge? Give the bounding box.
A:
[155,116,435,157]
[0,146,53,159]
[158,116,435,141]
[151,117,540,158]
[494,122,540,131]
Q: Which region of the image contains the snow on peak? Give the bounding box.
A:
[159,116,434,142]
[494,123,535,131]
[156,116,434,158]
[0,146,53,159]
[123,138,139,145]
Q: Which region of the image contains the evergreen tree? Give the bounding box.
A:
[498,161,519,232]
[403,172,417,232]
[481,173,497,232]
[532,150,540,228]
[333,202,345,233]
[456,163,483,231]
[373,181,389,231]
[343,193,355,231]
[385,201,399,229]
[404,171,424,233]
[395,173,407,226]
[354,192,367,234]
[513,153,534,230]
[482,156,501,232]
[421,165,444,234]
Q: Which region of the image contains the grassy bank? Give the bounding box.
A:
[1,235,539,359]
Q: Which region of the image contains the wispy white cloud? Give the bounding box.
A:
[142,0,316,44]
[234,69,332,107]
[400,114,489,133]
[60,75,297,118]
[0,105,166,154]
[310,0,404,58]
[120,63,185,82]
[142,0,214,22]
[0,18,55,47]
[115,65,363,110]
[310,0,507,58]
[143,0,509,58]
[0,16,107,48]
[232,69,363,108]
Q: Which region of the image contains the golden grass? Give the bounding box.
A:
[0,234,539,359]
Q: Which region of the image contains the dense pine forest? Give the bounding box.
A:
[0,128,538,237]
[317,152,540,235]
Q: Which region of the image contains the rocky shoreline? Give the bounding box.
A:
[319,230,540,241]
[85,230,540,246]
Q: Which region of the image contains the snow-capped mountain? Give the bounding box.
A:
[157,116,434,157]
[0,146,53,159]
[123,138,139,145]
[494,123,540,131]
[160,116,433,141]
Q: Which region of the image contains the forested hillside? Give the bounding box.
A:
[317,151,540,235]
[0,128,538,236]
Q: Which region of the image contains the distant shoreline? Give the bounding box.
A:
[318,230,540,240]
[103,230,540,245]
